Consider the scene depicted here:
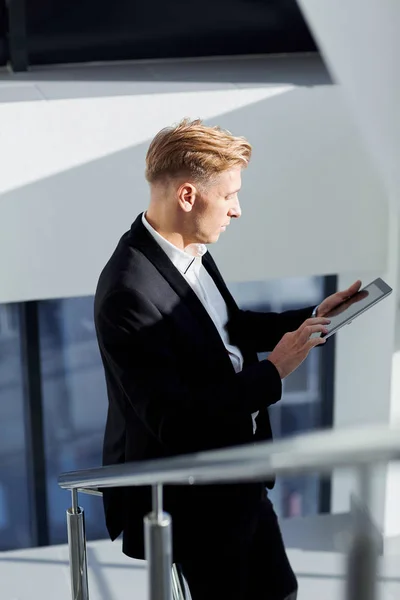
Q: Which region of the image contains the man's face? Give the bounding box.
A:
[190,167,242,245]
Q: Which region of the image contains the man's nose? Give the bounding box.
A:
[229,198,242,219]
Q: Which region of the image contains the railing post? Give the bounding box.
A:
[144,484,173,600]
[66,489,89,600]
[346,465,379,600]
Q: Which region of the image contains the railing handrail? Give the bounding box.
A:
[58,424,400,492]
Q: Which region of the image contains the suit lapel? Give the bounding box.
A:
[202,252,239,318]
[128,215,233,362]
[203,250,259,370]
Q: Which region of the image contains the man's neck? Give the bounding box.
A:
[144,210,189,251]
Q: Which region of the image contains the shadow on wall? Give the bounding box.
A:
[0,82,386,304]
[0,55,332,99]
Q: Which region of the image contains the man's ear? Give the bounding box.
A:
[177,183,197,212]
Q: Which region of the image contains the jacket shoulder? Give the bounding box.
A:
[95,230,151,309]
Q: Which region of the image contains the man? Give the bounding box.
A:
[94,118,361,600]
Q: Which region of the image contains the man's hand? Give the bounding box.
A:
[316,280,362,317]
[267,317,331,379]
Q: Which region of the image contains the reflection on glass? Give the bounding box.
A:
[0,304,32,550]
[229,276,326,518]
[39,297,108,544]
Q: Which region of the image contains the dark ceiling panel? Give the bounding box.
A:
[0,0,7,66]
[26,0,317,66]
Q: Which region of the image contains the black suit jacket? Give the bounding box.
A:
[94,214,313,560]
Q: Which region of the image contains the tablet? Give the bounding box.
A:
[319,277,392,339]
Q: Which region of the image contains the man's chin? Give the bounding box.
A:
[194,231,221,245]
[206,233,220,244]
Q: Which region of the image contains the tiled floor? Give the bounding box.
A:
[1,534,399,600]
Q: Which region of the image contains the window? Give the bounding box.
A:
[38,297,108,544]
[228,276,334,518]
[0,304,32,550]
[0,274,335,551]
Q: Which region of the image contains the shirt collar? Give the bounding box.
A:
[142,212,207,275]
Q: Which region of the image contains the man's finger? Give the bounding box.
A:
[313,337,327,347]
[307,337,327,351]
[343,280,362,296]
[299,317,330,331]
[355,290,369,302]
[300,324,329,343]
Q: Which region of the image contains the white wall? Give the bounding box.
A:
[298,0,400,200]
[296,0,400,540]
[331,221,398,527]
[0,55,388,303]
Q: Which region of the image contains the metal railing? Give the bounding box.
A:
[58,424,400,600]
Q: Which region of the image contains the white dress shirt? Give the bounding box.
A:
[142,213,259,433]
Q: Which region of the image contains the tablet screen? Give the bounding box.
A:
[322,279,392,338]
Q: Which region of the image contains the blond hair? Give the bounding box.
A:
[145,118,252,186]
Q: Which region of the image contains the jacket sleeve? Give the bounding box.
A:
[227,306,315,354]
[98,289,282,452]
